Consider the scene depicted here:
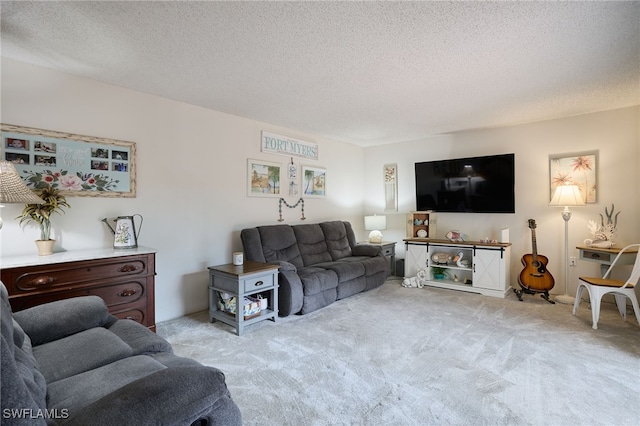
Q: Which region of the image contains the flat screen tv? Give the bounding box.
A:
[415,153,515,213]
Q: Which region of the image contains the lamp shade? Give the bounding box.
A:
[549,184,585,207]
[0,161,45,204]
[364,215,386,231]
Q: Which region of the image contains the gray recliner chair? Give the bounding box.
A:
[0,282,242,425]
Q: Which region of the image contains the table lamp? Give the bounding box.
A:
[0,160,45,229]
[364,215,386,243]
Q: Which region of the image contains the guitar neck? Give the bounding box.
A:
[531,229,539,262]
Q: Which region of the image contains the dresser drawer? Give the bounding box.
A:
[89,281,145,307]
[113,308,145,324]
[243,274,275,292]
[9,257,149,292]
[580,250,615,263]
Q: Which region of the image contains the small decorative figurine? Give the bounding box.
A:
[431,252,451,265]
[402,269,428,288]
[584,203,619,248]
[446,230,467,242]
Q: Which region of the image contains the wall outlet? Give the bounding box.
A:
[569,256,577,266]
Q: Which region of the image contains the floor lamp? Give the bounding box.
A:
[549,184,585,304]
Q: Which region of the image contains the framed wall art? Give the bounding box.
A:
[1,124,136,197]
[247,159,282,197]
[287,159,299,197]
[549,150,598,203]
[302,165,326,198]
[384,163,398,212]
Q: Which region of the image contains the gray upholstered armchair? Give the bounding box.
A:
[1,282,241,425]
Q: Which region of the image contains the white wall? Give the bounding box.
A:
[0,59,365,321]
[2,59,638,318]
[364,106,640,298]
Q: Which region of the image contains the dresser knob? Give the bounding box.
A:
[31,276,56,286]
[118,289,137,297]
[119,264,137,272]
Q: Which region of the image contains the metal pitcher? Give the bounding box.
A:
[102,214,143,249]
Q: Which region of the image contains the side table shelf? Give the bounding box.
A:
[207,261,279,336]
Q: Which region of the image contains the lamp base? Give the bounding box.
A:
[368,230,383,244]
[554,294,576,305]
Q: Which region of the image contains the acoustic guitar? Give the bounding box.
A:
[515,219,555,303]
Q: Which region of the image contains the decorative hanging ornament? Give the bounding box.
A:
[278,198,305,222]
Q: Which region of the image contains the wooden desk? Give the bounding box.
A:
[577,245,637,275]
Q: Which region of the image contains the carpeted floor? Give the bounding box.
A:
[157,278,640,426]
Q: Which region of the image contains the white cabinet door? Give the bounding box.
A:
[405,243,428,277]
[473,248,505,291]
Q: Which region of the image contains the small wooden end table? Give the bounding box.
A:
[207,261,279,336]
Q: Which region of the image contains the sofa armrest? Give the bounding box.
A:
[352,245,382,257]
[278,270,304,317]
[270,260,297,272]
[64,366,242,426]
[13,296,116,346]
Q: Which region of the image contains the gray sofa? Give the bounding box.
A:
[0,282,241,426]
[241,220,388,316]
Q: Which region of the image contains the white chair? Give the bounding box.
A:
[572,243,640,329]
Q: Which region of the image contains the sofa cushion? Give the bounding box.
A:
[58,365,241,426]
[256,225,304,268]
[336,276,367,300]
[14,296,116,346]
[301,287,338,315]
[46,354,167,412]
[320,221,353,260]
[298,267,338,296]
[314,261,365,284]
[107,319,173,355]
[339,255,388,276]
[34,327,133,383]
[293,224,332,266]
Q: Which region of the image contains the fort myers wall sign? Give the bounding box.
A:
[261,131,318,161]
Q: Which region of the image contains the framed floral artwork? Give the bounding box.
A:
[247,159,282,197]
[302,165,326,198]
[549,151,598,203]
[384,163,398,212]
[1,123,136,197]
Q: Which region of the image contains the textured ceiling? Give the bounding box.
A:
[1,1,639,147]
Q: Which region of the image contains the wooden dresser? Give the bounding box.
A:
[1,247,157,331]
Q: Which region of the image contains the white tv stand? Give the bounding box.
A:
[404,238,512,298]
